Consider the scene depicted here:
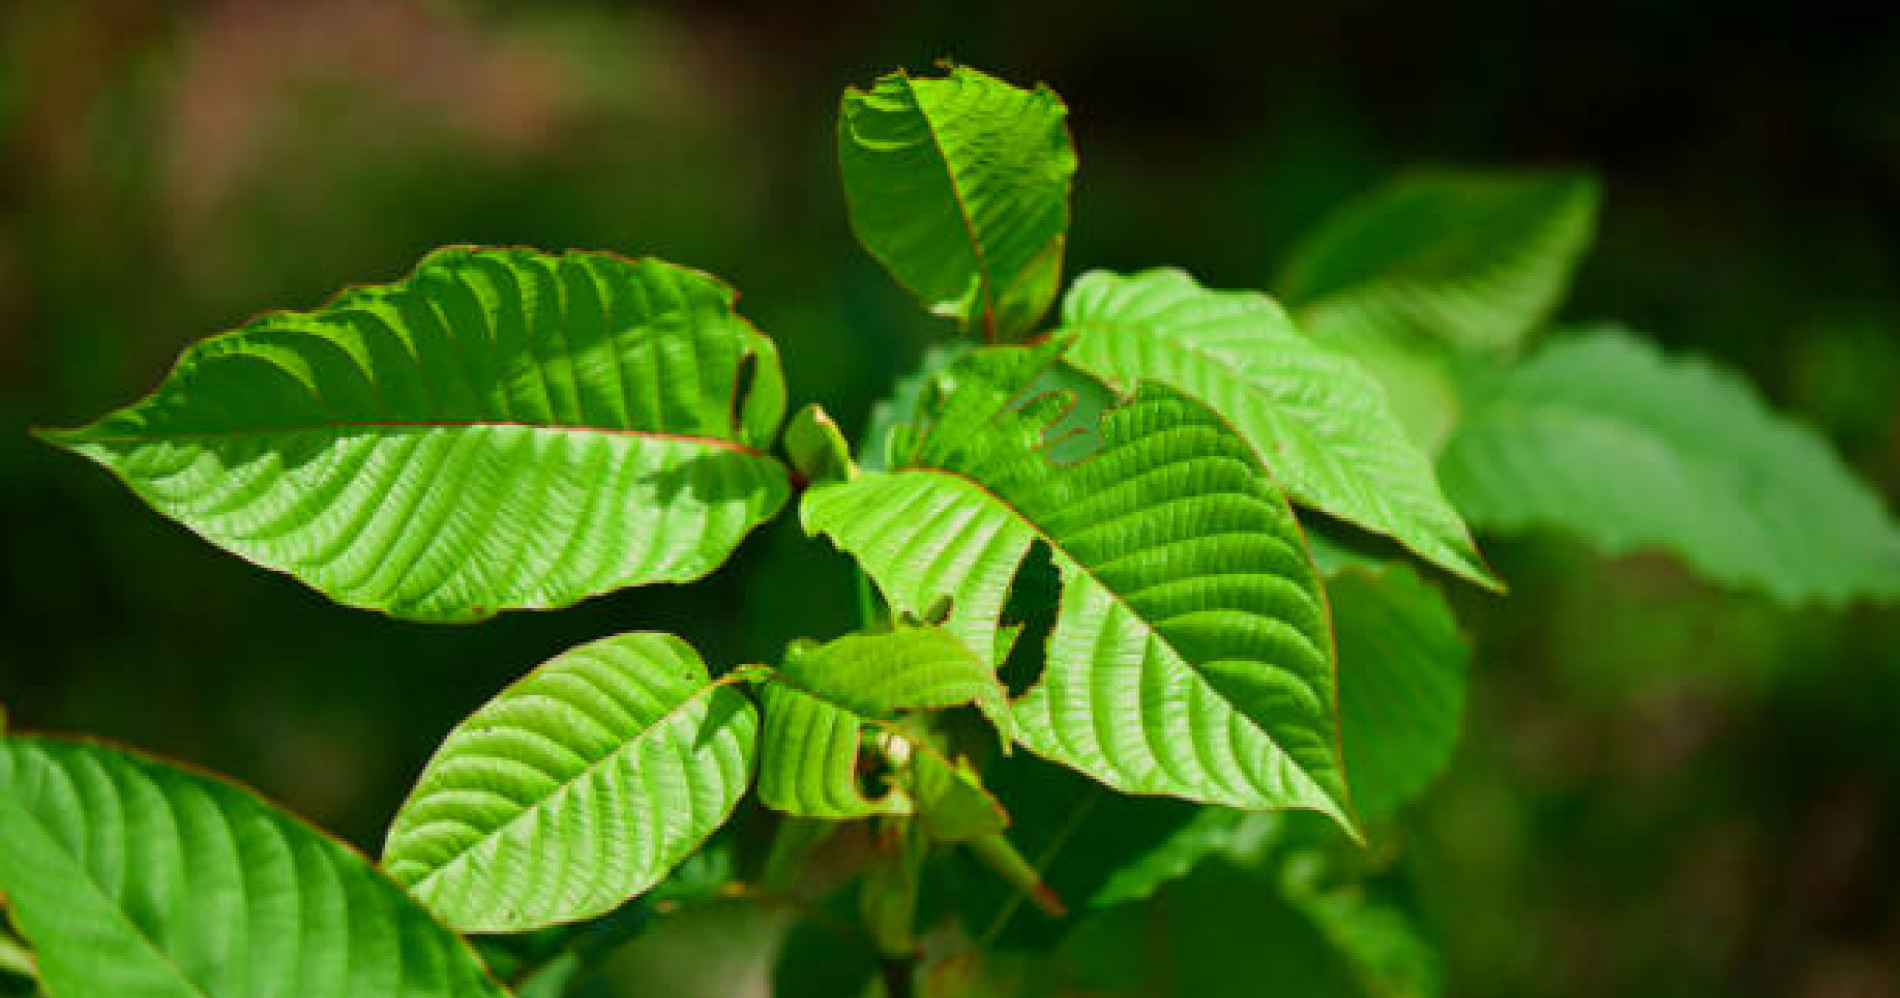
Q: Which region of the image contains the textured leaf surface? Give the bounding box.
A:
[804,344,1354,828]
[756,627,1013,820]
[383,632,757,932]
[41,247,790,622]
[0,736,505,998]
[756,682,909,820]
[778,627,1014,741]
[1279,168,1599,354]
[1440,328,1900,605]
[1333,563,1470,820]
[1062,268,1495,588]
[839,66,1075,340]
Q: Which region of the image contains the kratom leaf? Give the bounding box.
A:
[1278,168,1599,355]
[755,626,1015,820]
[839,65,1075,340]
[1333,563,1470,821]
[1440,327,1900,605]
[1275,848,1443,998]
[1088,807,1281,909]
[778,626,1015,742]
[1061,268,1496,589]
[804,343,1355,830]
[0,736,506,998]
[784,403,856,485]
[861,343,971,472]
[39,247,790,622]
[906,742,1010,843]
[382,632,758,932]
[756,682,910,820]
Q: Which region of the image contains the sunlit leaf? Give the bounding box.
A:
[1062,268,1495,588]
[756,626,1014,820]
[383,632,758,931]
[1440,327,1900,605]
[0,736,507,998]
[805,343,1355,830]
[40,247,790,622]
[839,65,1075,340]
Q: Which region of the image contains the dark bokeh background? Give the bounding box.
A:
[3,2,1897,995]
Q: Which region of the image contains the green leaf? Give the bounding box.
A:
[755,626,1015,820]
[1333,563,1470,821]
[1276,847,1443,998]
[839,65,1076,340]
[784,402,856,485]
[1087,807,1282,909]
[778,626,1015,742]
[0,736,506,998]
[1440,327,1900,605]
[382,632,758,932]
[1061,268,1496,589]
[804,344,1355,831]
[907,743,1010,843]
[40,247,790,622]
[1279,168,1600,355]
[755,682,910,819]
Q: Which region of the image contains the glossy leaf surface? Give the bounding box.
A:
[1062,267,1495,588]
[0,736,506,998]
[383,632,757,931]
[805,344,1354,829]
[839,66,1075,340]
[756,626,1013,820]
[42,247,790,621]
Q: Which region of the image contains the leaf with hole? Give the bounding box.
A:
[755,626,1014,820]
[804,343,1355,830]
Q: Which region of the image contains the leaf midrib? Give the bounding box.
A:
[901,462,1336,786]
[1068,315,1477,576]
[57,419,773,459]
[902,75,996,337]
[1,759,218,998]
[402,677,738,897]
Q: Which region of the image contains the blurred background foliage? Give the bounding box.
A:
[2,1,1897,995]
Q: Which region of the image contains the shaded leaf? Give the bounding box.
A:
[40,247,790,622]
[1062,268,1495,588]
[805,344,1355,830]
[383,632,757,932]
[784,402,856,485]
[908,746,1010,843]
[1333,563,1470,820]
[1440,328,1900,605]
[1279,168,1599,355]
[840,65,1075,340]
[0,736,506,998]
